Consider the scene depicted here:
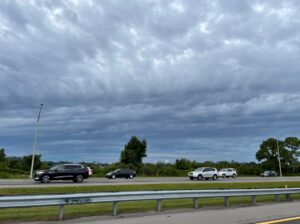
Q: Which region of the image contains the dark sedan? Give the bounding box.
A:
[260,170,277,177]
[105,168,136,179]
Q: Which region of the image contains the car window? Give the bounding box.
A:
[113,169,120,173]
[57,165,65,170]
[203,168,208,172]
[73,165,82,169]
[50,165,59,170]
[196,167,204,171]
[50,165,64,170]
[119,169,126,174]
[122,169,131,173]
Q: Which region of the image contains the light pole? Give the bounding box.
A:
[276,139,283,177]
[29,104,43,179]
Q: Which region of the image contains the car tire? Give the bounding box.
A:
[75,175,83,183]
[212,174,218,180]
[197,175,203,180]
[232,174,236,178]
[189,177,194,180]
[112,175,116,179]
[222,174,226,178]
[129,175,133,179]
[41,175,50,183]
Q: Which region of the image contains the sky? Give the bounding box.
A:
[1,0,300,163]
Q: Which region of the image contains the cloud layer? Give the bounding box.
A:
[1,0,300,163]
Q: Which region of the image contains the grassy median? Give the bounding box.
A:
[1,181,300,223]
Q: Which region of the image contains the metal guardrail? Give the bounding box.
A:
[0,188,299,220]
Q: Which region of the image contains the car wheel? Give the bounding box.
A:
[222,174,226,178]
[232,174,236,178]
[197,174,203,180]
[75,175,83,183]
[41,175,50,183]
[112,175,116,179]
[212,174,218,180]
[129,175,133,179]
[189,177,194,180]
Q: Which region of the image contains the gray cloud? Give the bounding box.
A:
[1,0,300,163]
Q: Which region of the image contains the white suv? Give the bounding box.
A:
[218,168,237,178]
[188,167,219,180]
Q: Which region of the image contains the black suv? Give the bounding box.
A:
[105,168,136,179]
[34,164,90,183]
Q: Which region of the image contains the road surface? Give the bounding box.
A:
[1,176,300,188]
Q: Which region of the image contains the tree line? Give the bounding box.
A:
[0,136,299,177]
[256,137,300,174]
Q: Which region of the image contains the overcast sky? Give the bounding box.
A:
[1,0,300,163]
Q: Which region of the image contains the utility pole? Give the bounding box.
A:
[29,104,43,179]
[277,139,282,177]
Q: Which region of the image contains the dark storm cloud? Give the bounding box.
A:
[1,0,300,163]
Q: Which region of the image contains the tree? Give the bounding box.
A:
[120,136,147,166]
[256,138,292,172]
[284,137,300,174]
[0,148,6,163]
[175,158,192,170]
[21,154,42,171]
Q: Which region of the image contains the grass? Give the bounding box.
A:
[0,174,28,179]
[1,181,300,223]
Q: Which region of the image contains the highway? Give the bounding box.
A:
[1,176,300,188]
[18,201,300,224]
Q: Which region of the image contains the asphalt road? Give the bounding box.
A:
[1,176,300,188]
[18,201,300,224]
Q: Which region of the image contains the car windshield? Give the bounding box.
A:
[195,167,204,171]
[50,165,60,170]
[113,169,120,173]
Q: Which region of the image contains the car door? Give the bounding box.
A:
[120,169,129,178]
[202,168,209,178]
[52,165,66,179]
[115,169,122,178]
[227,169,233,176]
[209,168,215,177]
[63,165,76,179]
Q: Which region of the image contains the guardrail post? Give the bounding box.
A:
[193,198,198,209]
[156,199,162,212]
[112,202,118,216]
[275,195,280,202]
[58,205,64,220]
[224,197,229,206]
[251,195,256,205]
[285,194,290,201]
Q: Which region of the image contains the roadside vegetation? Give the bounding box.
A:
[0,136,300,178]
[1,181,300,223]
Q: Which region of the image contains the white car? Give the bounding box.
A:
[218,168,237,178]
[188,167,219,180]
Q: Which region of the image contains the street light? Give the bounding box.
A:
[276,139,283,177]
[29,104,43,179]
